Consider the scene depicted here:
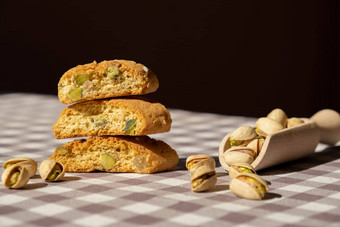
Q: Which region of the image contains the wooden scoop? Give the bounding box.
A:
[219,109,340,171]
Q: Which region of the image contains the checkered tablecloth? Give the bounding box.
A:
[0,93,339,226]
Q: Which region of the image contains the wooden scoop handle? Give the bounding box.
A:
[310,109,340,145]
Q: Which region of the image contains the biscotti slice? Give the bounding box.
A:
[53,98,172,139]
[58,60,159,104]
[50,136,178,174]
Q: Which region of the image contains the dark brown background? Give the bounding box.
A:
[1,0,339,117]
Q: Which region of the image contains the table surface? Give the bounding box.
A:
[0,93,339,227]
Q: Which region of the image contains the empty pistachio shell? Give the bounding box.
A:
[230,172,268,200]
[223,146,256,166]
[287,117,305,128]
[1,164,30,189]
[229,163,256,178]
[191,165,217,192]
[39,159,65,182]
[256,117,284,137]
[267,108,288,127]
[229,126,257,146]
[186,154,215,174]
[3,157,37,178]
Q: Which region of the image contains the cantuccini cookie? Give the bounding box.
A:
[58,60,159,104]
[52,98,172,139]
[50,136,178,174]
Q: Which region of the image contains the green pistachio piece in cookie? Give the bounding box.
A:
[125,119,137,133]
[67,88,83,101]
[100,153,116,170]
[106,65,120,79]
[75,74,90,85]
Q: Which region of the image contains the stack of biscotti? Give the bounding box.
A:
[51,60,178,174]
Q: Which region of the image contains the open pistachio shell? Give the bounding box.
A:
[229,126,257,146]
[267,108,288,127]
[1,164,30,189]
[39,159,65,182]
[223,146,256,166]
[230,172,268,200]
[191,165,217,192]
[186,154,215,174]
[287,117,305,128]
[246,138,264,155]
[229,163,256,178]
[256,117,284,137]
[3,157,37,178]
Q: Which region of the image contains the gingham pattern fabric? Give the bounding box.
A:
[0,93,339,227]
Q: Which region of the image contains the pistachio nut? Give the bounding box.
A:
[229,126,257,146]
[100,153,116,170]
[106,65,120,79]
[1,164,30,189]
[67,87,83,101]
[223,146,256,166]
[255,117,284,137]
[267,108,288,127]
[228,163,256,179]
[287,117,305,128]
[246,138,265,155]
[191,165,217,192]
[75,73,90,85]
[186,154,215,174]
[39,159,65,182]
[3,157,37,178]
[229,172,269,200]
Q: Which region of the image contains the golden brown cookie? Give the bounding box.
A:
[58,60,159,104]
[52,98,172,139]
[50,136,178,174]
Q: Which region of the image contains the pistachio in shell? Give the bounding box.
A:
[3,157,37,178]
[1,164,30,189]
[267,108,288,127]
[186,154,215,174]
[229,163,256,178]
[246,138,265,155]
[191,165,217,192]
[230,172,268,200]
[223,146,256,166]
[229,126,257,146]
[39,159,65,182]
[287,117,305,128]
[255,117,284,137]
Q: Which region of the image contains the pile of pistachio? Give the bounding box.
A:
[1,157,65,189]
[224,108,304,167]
[223,108,304,199]
[186,155,217,192]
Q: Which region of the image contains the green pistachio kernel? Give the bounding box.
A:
[192,174,210,187]
[187,162,195,169]
[75,74,90,85]
[67,88,83,101]
[47,165,61,180]
[9,172,20,186]
[5,163,14,168]
[125,119,137,133]
[106,65,120,79]
[100,153,116,170]
[230,140,242,146]
[239,167,252,173]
